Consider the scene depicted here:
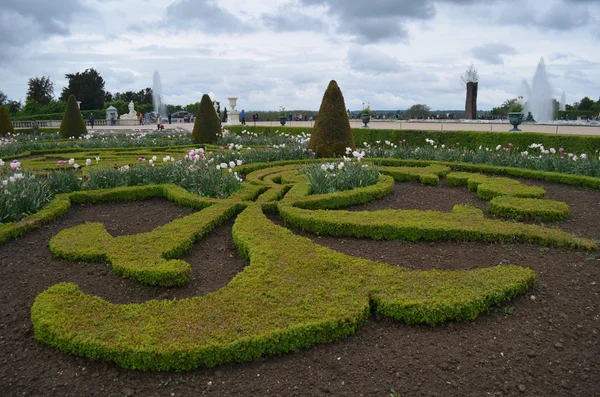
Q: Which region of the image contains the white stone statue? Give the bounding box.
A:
[120,101,138,120]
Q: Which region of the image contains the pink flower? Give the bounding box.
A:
[219,147,224,151]
[559,147,564,153]
[508,143,513,147]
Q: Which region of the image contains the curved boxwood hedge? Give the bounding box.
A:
[278,203,595,250]
[489,196,571,222]
[32,203,535,371]
[50,203,241,286]
[446,172,546,200]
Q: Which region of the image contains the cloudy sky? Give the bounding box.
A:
[1,0,599,111]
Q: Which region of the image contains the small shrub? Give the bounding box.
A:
[192,94,221,144]
[0,171,53,222]
[59,95,87,139]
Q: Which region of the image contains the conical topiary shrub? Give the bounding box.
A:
[308,80,354,158]
[0,106,15,136]
[192,94,221,144]
[59,94,87,139]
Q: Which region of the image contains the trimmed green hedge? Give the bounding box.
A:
[446,172,546,201]
[380,164,451,185]
[227,125,600,154]
[278,204,595,250]
[489,196,571,222]
[50,203,241,286]
[32,203,535,371]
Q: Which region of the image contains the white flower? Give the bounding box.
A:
[496,145,502,151]
[321,164,327,171]
[338,162,344,170]
[229,161,236,168]
[521,151,529,156]
[2,180,7,186]
[328,164,335,170]
[216,165,221,170]
[236,160,243,166]
[73,163,80,169]
[228,168,233,173]
[345,147,352,154]
[220,162,228,169]
[86,159,92,166]
[0,159,4,166]
[550,148,556,154]
[581,153,587,159]
[441,144,445,149]
[14,173,24,179]
[68,158,75,165]
[152,156,157,161]
[149,159,153,164]
[9,176,15,183]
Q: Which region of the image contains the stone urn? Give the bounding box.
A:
[279,116,287,126]
[228,98,238,112]
[361,113,370,128]
[508,112,524,132]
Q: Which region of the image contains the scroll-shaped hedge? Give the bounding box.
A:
[32,204,535,371]
[446,172,546,200]
[489,196,571,222]
[49,203,241,286]
[278,203,596,250]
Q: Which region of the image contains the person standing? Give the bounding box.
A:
[157,113,162,131]
[168,113,172,124]
[240,109,246,125]
[139,113,144,125]
[89,113,95,128]
[145,113,150,125]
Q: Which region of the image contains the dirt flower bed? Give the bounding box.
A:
[1,180,599,396]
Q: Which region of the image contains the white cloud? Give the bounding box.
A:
[0,0,599,111]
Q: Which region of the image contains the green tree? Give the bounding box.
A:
[406,104,431,119]
[191,94,221,144]
[578,96,595,111]
[0,90,6,105]
[27,76,54,106]
[3,100,21,115]
[308,80,354,158]
[60,69,105,110]
[104,91,114,103]
[59,94,87,138]
[0,106,15,136]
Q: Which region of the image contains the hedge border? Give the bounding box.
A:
[489,196,572,222]
[446,172,547,201]
[227,125,600,154]
[49,203,242,286]
[31,203,535,371]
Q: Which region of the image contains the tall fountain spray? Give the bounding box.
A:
[522,58,554,123]
[560,91,567,111]
[152,71,167,117]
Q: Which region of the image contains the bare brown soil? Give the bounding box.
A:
[1,181,599,397]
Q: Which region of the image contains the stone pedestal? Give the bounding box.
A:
[465,82,478,120]
[227,110,240,126]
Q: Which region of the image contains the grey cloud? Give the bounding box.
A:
[261,12,328,32]
[470,43,517,65]
[498,1,592,31]
[0,0,89,52]
[292,0,489,42]
[549,52,575,61]
[347,48,409,74]
[165,0,252,33]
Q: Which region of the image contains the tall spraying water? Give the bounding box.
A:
[152,71,167,117]
[560,91,567,111]
[523,58,554,123]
